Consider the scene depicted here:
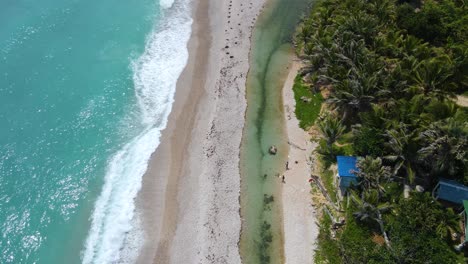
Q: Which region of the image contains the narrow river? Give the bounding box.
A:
[239,0,311,263]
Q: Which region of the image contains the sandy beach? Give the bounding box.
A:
[281,60,319,263]
[135,0,266,263]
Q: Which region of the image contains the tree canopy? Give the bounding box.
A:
[299,0,468,262]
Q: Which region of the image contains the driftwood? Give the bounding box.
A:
[323,206,345,230]
[311,175,342,212]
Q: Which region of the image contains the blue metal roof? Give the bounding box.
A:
[436,178,468,204]
[339,176,358,189]
[337,156,358,177]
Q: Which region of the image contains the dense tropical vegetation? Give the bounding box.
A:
[294,0,467,262]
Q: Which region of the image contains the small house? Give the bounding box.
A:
[432,178,468,205]
[336,156,358,195]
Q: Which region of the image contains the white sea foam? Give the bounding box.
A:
[160,0,176,9]
[82,0,192,263]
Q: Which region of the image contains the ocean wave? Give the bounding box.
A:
[160,0,176,9]
[81,0,192,263]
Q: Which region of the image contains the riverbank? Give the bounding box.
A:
[281,60,319,263]
[135,0,266,263]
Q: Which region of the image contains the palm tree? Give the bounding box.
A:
[355,156,391,195]
[435,207,460,240]
[317,115,345,157]
[450,44,468,89]
[406,56,456,100]
[337,11,380,45]
[328,75,378,122]
[391,96,433,128]
[418,119,468,177]
[351,190,392,249]
[399,35,430,59]
[368,0,396,25]
[384,124,418,184]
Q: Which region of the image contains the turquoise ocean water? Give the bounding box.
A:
[0,0,192,263]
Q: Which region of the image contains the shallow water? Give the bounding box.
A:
[240,0,311,263]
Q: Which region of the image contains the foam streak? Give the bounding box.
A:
[82,1,192,263]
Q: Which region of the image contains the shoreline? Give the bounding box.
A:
[135,0,266,263]
[281,59,319,263]
[135,0,210,262]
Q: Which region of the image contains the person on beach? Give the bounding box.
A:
[282,175,285,183]
[286,161,289,170]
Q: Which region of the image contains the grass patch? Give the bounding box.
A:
[315,210,341,264]
[293,75,324,129]
[319,160,338,203]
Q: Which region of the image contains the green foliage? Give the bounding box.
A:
[321,166,337,203]
[355,157,391,194]
[341,210,395,264]
[314,212,341,264]
[418,117,468,182]
[317,114,346,159]
[387,192,463,263]
[336,144,354,156]
[396,0,468,46]
[390,224,463,264]
[299,0,468,261]
[353,126,385,157]
[293,75,324,129]
[336,131,353,145]
[317,139,353,167]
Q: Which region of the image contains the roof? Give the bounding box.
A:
[435,178,468,204]
[337,156,358,177]
[339,176,358,189]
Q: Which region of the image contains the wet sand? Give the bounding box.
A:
[134,0,266,263]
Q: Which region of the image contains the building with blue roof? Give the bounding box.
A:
[336,156,359,194]
[432,178,468,205]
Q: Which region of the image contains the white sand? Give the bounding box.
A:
[135,0,266,263]
[281,60,320,264]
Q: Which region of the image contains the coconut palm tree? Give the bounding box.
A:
[418,118,468,178]
[327,75,378,121]
[351,190,392,249]
[435,207,461,240]
[355,156,392,195]
[406,56,456,100]
[368,0,396,25]
[399,35,430,59]
[384,124,419,184]
[337,11,380,45]
[317,115,345,157]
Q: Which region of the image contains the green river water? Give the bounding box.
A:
[240,0,311,263]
